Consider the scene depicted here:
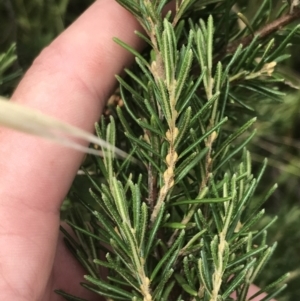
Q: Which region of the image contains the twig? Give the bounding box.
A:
[220,8,300,59]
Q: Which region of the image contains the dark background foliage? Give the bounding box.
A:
[1,1,300,300]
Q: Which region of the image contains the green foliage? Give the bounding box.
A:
[0,0,93,82]
[0,43,20,90]
[54,1,300,301]
[1,0,300,301]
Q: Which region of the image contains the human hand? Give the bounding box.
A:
[0,1,143,300]
[0,1,277,300]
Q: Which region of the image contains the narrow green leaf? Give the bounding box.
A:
[136,119,163,137]
[222,44,243,84]
[227,245,267,268]
[129,181,140,231]
[145,203,165,258]
[156,0,170,14]
[106,117,116,177]
[114,37,149,67]
[235,179,257,216]
[174,19,185,40]
[209,203,223,233]
[144,97,165,132]
[214,117,257,160]
[138,202,148,250]
[246,43,262,69]
[174,273,188,287]
[223,199,234,233]
[223,240,230,272]
[214,62,223,93]
[65,220,102,242]
[170,197,231,206]
[134,30,152,46]
[198,259,212,293]
[135,57,155,83]
[177,66,206,114]
[60,225,80,249]
[121,222,140,272]
[153,269,174,299]
[115,0,141,18]
[254,38,275,71]
[223,264,245,282]
[106,254,140,290]
[116,75,144,102]
[195,208,214,237]
[210,235,219,269]
[195,28,207,70]
[139,147,163,173]
[199,19,208,42]
[54,290,90,301]
[251,0,270,28]
[190,90,219,124]
[161,280,176,301]
[237,12,254,35]
[155,23,164,53]
[176,148,208,183]
[180,117,227,159]
[250,243,277,282]
[156,78,172,122]
[248,183,278,218]
[116,106,134,137]
[112,178,129,224]
[214,130,257,172]
[252,216,278,240]
[234,36,260,73]
[93,258,113,268]
[175,49,193,102]
[258,285,287,301]
[221,259,256,299]
[84,275,134,299]
[274,53,291,63]
[231,209,265,241]
[175,0,197,23]
[150,230,185,281]
[239,83,285,98]
[182,284,198,296]
[248,273,289,301]
[162,30,173,87]
[119,85,142,125]
[125,132,161,157]
[81,283,130,300]
[106,276,130,286]
[124,68,148,91]
[174,106,191,148]
[183,256,195,288]
[181,229,206,253]
[163,222,186,229]
[161,234,185,280]
[91,210,128,255]
[206,15,214,72]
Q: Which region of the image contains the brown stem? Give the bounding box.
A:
[219,8,300,60]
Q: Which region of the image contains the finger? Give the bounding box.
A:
[0,0,143,299]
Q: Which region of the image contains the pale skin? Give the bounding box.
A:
[0,1,276,300]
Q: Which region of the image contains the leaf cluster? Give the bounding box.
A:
[54,1,300,301]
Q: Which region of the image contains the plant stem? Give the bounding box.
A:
[222,8,300,59]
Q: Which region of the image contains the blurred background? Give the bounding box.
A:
[0,1,300,300]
